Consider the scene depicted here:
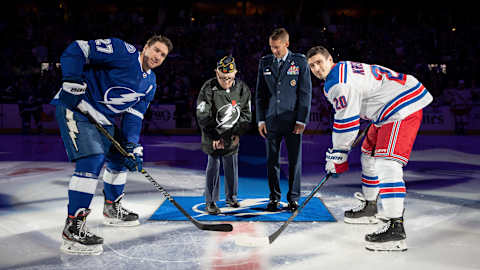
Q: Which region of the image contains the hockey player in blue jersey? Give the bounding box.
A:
[52,35,172,255]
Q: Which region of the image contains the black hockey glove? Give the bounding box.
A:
[123,143,143,172]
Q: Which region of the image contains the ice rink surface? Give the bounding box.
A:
[0,134,479,270]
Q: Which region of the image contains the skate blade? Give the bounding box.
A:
[344,216,379,224]
[60,240,103,255]
[365,239,407,252]
[104,218,140,227]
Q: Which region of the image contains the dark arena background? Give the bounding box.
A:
[0,1,479,269]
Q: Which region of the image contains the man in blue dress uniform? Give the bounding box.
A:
[255,28,312,211]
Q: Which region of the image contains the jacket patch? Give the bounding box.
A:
[197,101,206,112]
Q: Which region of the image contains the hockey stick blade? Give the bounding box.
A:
[140,169,233,232]
[267,123,372,243]
[195,222,233,232]
[268,173,331,244]
[82,111,233,232]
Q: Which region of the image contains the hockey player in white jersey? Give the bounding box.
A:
[307,46,433,251]
[51,35,172,255]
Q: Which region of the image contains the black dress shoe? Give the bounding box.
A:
[266,200,280,211]
[288,201,299,212]
[226,199,240,208]
[206,202,221,215]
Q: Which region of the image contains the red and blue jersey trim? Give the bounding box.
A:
[324,61,348,95]
[375,82,428,124]
[379,182,406,198]
[333,115,360,133]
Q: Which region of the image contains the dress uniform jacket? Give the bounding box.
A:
[255,52,312,132]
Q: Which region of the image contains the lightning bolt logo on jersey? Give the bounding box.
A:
[216,101,241,134]
[52,37,156,129]
[100,87,145,113]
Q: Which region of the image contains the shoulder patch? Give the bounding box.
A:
[261,55,274,61]
[197,101,206,112]
[124,42,137,53]
[292,53,306,59]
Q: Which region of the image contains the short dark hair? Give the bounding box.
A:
[269,28,289,41]
[306,46,331,60]
[146,35,173,53]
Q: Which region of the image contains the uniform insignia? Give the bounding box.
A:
[264,68,271,75]
[290,79,297,86]
[143,73,147,78]
[287,65,300,75]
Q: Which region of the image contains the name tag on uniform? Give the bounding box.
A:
[264,68,271,75]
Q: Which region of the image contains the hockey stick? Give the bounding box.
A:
[82,111,233,232]
[268,122,372,244]
[235,122,373,246]
[267,173,331,244]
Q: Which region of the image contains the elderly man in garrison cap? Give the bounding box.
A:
[196,56,252,215]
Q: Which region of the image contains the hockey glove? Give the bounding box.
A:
[124,143,143,172]
[59,81,87,109]
[325,148,349,176]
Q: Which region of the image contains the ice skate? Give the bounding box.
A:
[344,192,379,224]
[60,208,103,255]
[365,217,407,251]
[103,192,140,227]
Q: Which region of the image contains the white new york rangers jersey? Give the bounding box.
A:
[324,61,433,150]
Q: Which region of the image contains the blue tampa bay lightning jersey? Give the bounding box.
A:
[51,37,156,143]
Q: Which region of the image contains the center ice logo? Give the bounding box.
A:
[100,86,145,113]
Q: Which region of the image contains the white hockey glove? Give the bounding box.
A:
[325,148,349,175]
[59,81,87,109]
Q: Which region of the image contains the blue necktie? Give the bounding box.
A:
[278,59,283,68]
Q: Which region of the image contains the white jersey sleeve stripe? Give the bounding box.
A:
[75,40,90,60]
